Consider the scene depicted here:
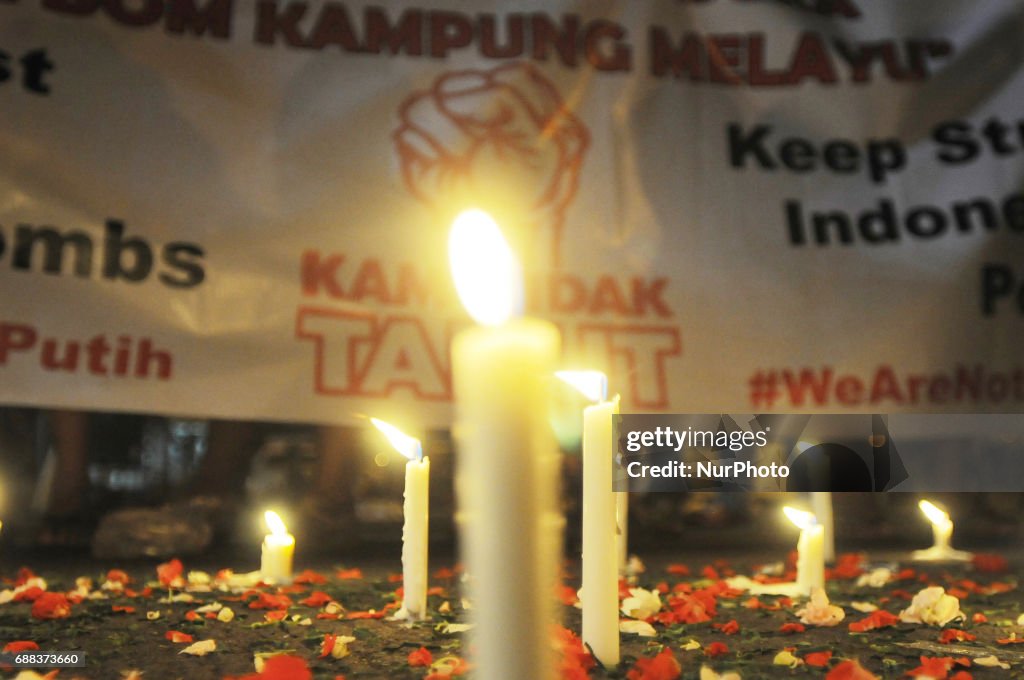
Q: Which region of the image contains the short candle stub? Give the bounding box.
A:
[260,510,295,585]
[912,500,972,562]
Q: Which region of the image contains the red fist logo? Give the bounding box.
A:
[394,62,589,265]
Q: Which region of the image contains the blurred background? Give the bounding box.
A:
[0,405,1018,561]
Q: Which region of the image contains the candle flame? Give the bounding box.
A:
[370,417,423,461]
[264,510,289,537]
[919,499,949,526]
[449,209,523,327]
[783,506,817,530]
[556,370,608,403]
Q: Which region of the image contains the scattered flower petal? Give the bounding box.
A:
[973,655,1009,669]
[826,659,879,680]
[621,587,662,619]
[619,620,657,637]
[773,650,802,668]
[797,588,845,627]
[626,648,680,680]
[178,639,216,656]
[900,587,963,627]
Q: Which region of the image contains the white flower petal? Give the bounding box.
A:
[621,587,661,619]
[851,601,879,613]
[796,588,845,626]
[179,639,216,656]
[974,655,1010,669]
[619,620,657,637]
[899,587,962,627]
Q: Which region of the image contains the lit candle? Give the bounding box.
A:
[783,506,824,596]
[260,511,294,584]
[371,417,430,620]
[557,370,618,667]
[450,209,560,680]
[912,499,972,561]
[810,492,835,563]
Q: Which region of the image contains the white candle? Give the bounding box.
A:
[558,371,619,667]
[260,511,294,584]
[913,499,971,561]
[783,506,824,596]
[450,209,560,680]
[810,492,835,563]
[616,491,629,574]
[371,418,430,620]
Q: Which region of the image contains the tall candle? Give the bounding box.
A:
[783,506,823,596]
[558,371,619,667]
[260,511,294,584]
[450,209,560,680]
[810,492,835,563]
[371,418,430,620]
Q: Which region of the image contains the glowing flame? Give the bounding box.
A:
[449,209,523,327]
[370,417,423,461]
[919,499,950,526]
[264,510,289,537]
[556,370,608,403]
[783,506,817,530]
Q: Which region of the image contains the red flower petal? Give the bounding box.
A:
[248,592,293,610]
[320,633,336,658]
[14,567,36,587]
[939,629,976,644]
[996,636,1024,645]
[971,553,1008,574]
[780,622,806,634]
[849,610,899,633]
[13,587,45,603]
[336,568,363,580]
[704,642,729,658]
[805,651,833,667]
[666,564,690,576]
[292,569,327,585]
[971,613,987,623]
[408,647,433,667]
[156,558,184,587]
[826,659,879,680]
[231,654,312,680]
[905,656,954,679]
[3,641,39,653]
[713,619,740,635]
[299,591,333,608]
[31,593,71,620]
[107,569,131,584]
[556,584,578,606]
[165,631,193,643]
[626,648,681,680]
[265,610,287,622]
[111,605,135,614]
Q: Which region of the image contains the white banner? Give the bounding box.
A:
[1,0,1022,425]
